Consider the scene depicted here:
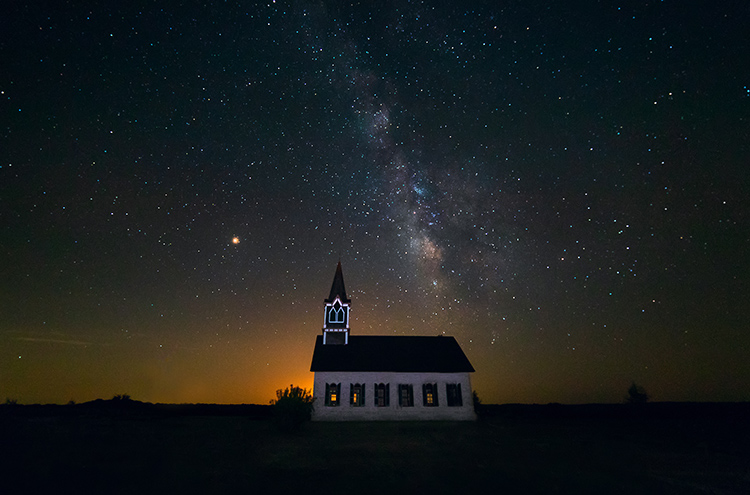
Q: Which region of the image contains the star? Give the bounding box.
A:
[1,1,747,406]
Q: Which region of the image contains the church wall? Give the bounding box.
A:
[312,371,476,421]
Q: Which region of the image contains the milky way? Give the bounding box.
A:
[2,2,749,404]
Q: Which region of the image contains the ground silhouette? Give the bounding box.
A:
[1,401,748,494]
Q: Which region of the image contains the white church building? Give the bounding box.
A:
[310,262,476,421]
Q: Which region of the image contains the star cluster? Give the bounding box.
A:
[1,2,749,404]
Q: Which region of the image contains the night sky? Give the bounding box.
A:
[2,1,749,406]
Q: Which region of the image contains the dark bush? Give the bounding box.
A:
[270,385,314,431]
[626,382,649,404]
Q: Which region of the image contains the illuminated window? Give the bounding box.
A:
[350,383,365,406]
[446,383,463,407]
[422,383,438,406]
[375,383,389,407]
[325,383,340,406]
[398,384,413,407]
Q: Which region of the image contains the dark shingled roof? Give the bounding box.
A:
[325,261,351,304]
[310,335,475,372]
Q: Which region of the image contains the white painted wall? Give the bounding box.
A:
[311,371,476,421]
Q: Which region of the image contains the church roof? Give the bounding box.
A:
[325,260,351,303]
[310,335,475,373]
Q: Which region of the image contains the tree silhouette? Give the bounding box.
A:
[472,390,483,417]
[626,382,649,404]
[270,384,314,431]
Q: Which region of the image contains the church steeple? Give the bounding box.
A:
[326,260,351,304]
[322,261,351,345]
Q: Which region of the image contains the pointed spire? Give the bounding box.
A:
[325,261,351,303]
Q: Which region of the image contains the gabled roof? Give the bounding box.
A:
[310,335,475,373]
[325,261,351,304]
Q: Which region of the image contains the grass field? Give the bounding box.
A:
[2,403,748,494]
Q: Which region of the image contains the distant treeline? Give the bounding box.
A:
[0,398,272,420]
[478,402,750,421]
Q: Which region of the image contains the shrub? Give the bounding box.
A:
[625,382,649,404]
[270,385,314,431]
[472,390,484,417]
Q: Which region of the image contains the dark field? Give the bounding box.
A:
[2,403,748,494]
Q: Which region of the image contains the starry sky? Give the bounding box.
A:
[2,1,749,405]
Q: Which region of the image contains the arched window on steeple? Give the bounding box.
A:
[329,305,345,323]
